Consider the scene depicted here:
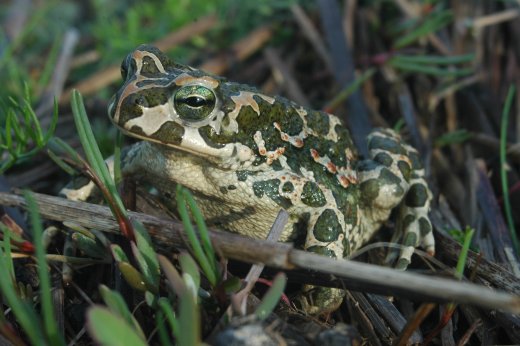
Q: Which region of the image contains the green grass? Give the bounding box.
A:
[0,85,57,173]
[500,85,519,254]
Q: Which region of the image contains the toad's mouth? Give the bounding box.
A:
[114,122,254,168]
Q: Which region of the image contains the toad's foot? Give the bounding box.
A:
[296,286,345,316]
[361,128,434,269]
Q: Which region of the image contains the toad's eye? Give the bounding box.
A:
[173,85,216,122]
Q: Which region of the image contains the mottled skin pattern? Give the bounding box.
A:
[107,45,435,314]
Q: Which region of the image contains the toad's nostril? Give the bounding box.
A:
[134,95,148,107]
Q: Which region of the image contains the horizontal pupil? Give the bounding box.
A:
[183,96,206,107]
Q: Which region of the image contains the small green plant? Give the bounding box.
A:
[388,54,474,78]
[434,129,473,148]
[499,85,518,254]
[0,85,58,173]
[392,7,453,49]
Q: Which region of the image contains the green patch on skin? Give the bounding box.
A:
[271,160,283,171]
[282,182,294,193]
[368,136,406,155]
[405,183,428,207]
[198,127,226,148]
[301,182,326,207]
[360,168,404,205]
[304,109,330,135]
[236,170,255,182]
[418,217,432,236]
[285,134,352,194]
[307,245,336,258]
[219,186,227,194]
[252,179,292,209]
[403,231,418,247]
[137,88,170,108]
[374,152,393,167]
[152,121,185,145]
[332,188,358,227]
[359,179,380,206]
[114,94,144,126]
[379,168,405,197]
[334,124,357,153]
[313,209,342,242]
[407,150,423,170]
[227,185,237,190]
[342,236,350,257]
[204,90,305,153]
[397,160,412,181]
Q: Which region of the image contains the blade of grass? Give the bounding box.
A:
[393,53,474,65]
[0,244,45,345]
[156,309,172,346]
[113,131,123,185]
[389,58,473,77]
[254,273,287,321]
[454,227,475,280]
[179,253,201,301]
[175,185,217,286]
[434,129,473,147]
[157,298,179,340]
[70,90,125,213]
[178,289,200,346]
[500,85,519,254]
[98,285,146,340]
[323,68,375,113]
[394,10,453,49]
[87,306,147,346]
[42,100,59,143]
[182,188,219,281]
[1,230,14,279]
[24,191,65,346]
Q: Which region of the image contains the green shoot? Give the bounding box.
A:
[454,226,475,280]
[323,68,376,113]
[181,188,220,280]
[24,191,65,346]
[0,85,58,173]
[98,285,146,340]
[500,85,519,254]
[434,129,473,148]
[254,273,287,321]
[87,306,147,346]
[70,90,125,213]
[389,57,473,78]
[393,9,453,49]
[176,185,220,287]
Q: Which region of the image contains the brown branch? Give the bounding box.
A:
[0,191,519,314]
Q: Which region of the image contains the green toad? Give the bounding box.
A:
[107,45,435,314]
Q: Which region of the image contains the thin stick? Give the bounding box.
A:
[0,191,519,314]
